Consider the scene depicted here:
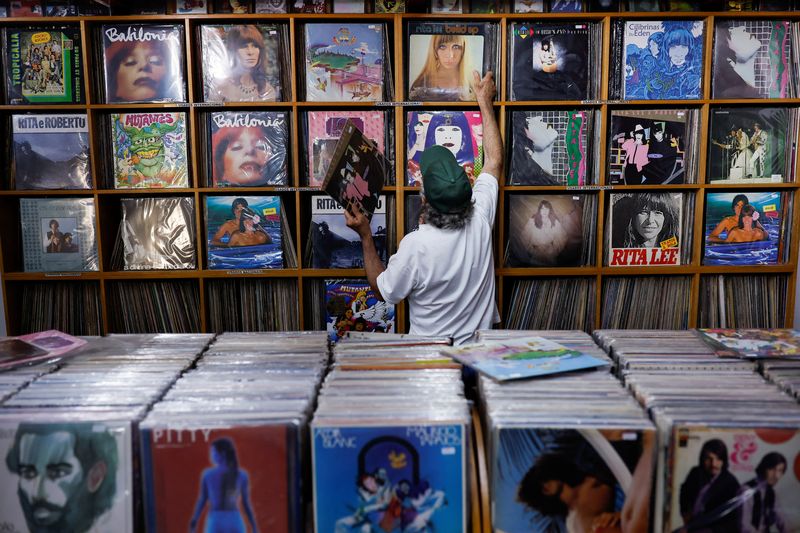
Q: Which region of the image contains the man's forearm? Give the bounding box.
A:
[360,233,386,300]
[478,97,502,178]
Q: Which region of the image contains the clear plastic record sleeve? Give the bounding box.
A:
[120,196,196,270]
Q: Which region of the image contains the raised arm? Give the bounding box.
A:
[472,70,502,181]
[345,209,385,301]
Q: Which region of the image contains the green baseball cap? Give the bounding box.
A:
[420,145,472,214]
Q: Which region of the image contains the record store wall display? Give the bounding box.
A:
[1,7,800,336]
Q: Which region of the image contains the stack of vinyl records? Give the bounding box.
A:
[0,363,57,404]
[763,360,800,400]
[593,329,800,533]
[473,331,655,533]
[699,274,790,328]
[140,331,329,533]
[0,333,212,533]
[505,278,596,331]
[601,276,692,329]
[312,334,470,533]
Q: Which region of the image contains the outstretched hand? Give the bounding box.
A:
[471,70,496,104]
[344,208,371,239]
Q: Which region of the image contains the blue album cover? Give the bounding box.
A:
[325,280,395,341]
[206,196,283,269]
[310,195,387,269]
[312,424,466,533]
[623,20,704,100]
[704,191,784,266]
[492,426,654,533]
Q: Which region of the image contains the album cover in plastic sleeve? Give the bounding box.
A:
[607,192,683,267]
[206,195,284,270]
[0,416,135,533]
[3,26,84,104]
[12,113,91,189]
[508,22,591,101]
[508,109,591,186]
[492,426,654,533]
[696,328,800,359]
[176,0,208,13]
[307,111,386,187]
[112,112,189,189]
[141,422,297,533]
[324,279,395,342]
[20,197,98,272]
[375,0,404,11]
[255,0,288,12]
[406,110,482,186]
[506,194,586,267]
[704,191,785,266]
[121,197,196,270]
[209,111,288,187]
[406,21,497,102]
[304,23,384,102]
[513,0,544,11]
[712,19,793,99]
[550,0,584,11]
[100,24,186,103]
[312,423,466,533]
[707,107,792,183]
[200,24,284,102]
[623,20,704,100]
[608,109,690,185]
[309,194,387,269]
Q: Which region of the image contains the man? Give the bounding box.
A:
[345,70,501,344]
[679,438,741,532]
[5,422,119,533]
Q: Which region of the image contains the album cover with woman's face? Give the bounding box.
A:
[506,194,586,267]
[606,192,683,267]
[200,24,283,103]
[101,24,186,103]
[406,110,483,185]
[407,21,494,102]
[508,22,590,101]
[141,423,294,533]
[703,191,784,266]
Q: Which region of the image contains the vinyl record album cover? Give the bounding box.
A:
[4,26,84,104]
[209,111,288,187]
[704,191,784,266]
[508,22,591,101]
[121,197,196,270]
[406,110,483,186]
[324,279,395,341]
[309,195,387,269]
[20,197,98,272]
[112,112,189,189]
[607,192,683,266]
[12,113,91,189]
[506,194,585,267]
[206,195,283,270]
[304,23,384,102]
[623,20,704,100]
[696,328,800,359]
[200,24,283,102]
[508,110,590,186]
[312,423,466,532]
[100,24,186,103]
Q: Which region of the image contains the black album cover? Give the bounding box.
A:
[100,24,186,103]
[508,22,591,101]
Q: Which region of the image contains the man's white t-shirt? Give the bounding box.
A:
[377,172,499,344]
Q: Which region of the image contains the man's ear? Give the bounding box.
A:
[87,461,107,493]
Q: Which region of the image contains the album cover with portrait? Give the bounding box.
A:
[712,20,794,99]
[666,425,800,533]
[375,0,404,11]
[703,191,786,266]
[492,425,655,533]
[312,423,466,532]
[707,107,793,183]
[550,0,585,10]
[100,24,186,103]
[309,194,387,269]
[120,197,196,270]
[608,109,692,185]
[199,24,285,103]
[111,112,189,189]
[209,111,289,187]
[622,20,705,100]
[406,110,483,186]
[508,22,591,101]
[206,195,283,270]
[406,21,498,102]
[513,0,544,11]
[506,194,586,267]
[606,192,684,267]
[303,23,384,102]
[141,422,298,533]
[324,279,395,342]
[3,26,84,104]
[431,0,462,12]
[0,416,135,533]
[508,109,593,186]
[306,111,386,187]
[255,0,288,12]
[20,197,98,272]
[12,113,91,189]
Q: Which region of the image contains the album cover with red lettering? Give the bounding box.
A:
[606,192,684,267]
